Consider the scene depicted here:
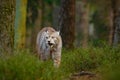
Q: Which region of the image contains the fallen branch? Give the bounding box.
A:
[72,71,95,77]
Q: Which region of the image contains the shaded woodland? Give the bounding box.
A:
[0,0,120,80]
[1,0,120,52]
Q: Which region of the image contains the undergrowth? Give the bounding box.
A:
[0,46,120,80]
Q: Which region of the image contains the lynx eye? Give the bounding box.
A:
[51,36,54,38]
[46,36,49,39]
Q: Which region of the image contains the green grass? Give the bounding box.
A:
[0,46,120,80]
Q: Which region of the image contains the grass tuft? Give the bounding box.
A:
[0,46,120,80]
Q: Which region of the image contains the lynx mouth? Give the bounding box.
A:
[48,43,54,48]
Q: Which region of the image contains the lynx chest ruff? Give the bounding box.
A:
[36,27,62,67]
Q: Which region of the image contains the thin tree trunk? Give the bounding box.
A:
[31,9,42,48]
[47,2,53,27]
[59,0,75,49]
[14,0,27,49]
[81,2,89,48]
[0,0,15,53]
[108,8,114,46]
[111,0,116,46]
[41,1,53,27]
[41,0,45,27]
[26,0,42,50]
[111,0,120,45]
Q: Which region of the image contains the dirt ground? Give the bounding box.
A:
[69,71,101,80]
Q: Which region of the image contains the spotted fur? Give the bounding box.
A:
[36,27,62,67]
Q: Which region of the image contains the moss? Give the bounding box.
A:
[0,0,15,53]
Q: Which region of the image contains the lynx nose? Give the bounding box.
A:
[48,41,50,43]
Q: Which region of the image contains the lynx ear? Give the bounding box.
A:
[46,30,49,33]
[56,31,60,35]
[44,31,47,35]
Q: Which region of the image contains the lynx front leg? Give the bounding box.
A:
[52,52,61,68]
[54,58,61,68]
[40,52,47,61]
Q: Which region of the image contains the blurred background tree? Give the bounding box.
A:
[26,0,42,50]
[0,0,15,53]
[14,0,27,49]
[59,0,75,49]
[1,0,120,52]
[25,0,120,49]
[81,0,89,48]
[112,0,120,46]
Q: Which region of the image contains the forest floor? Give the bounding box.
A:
[69,71,101,80]
[0,46,120,80]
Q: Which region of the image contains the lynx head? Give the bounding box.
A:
[45,31,60,48]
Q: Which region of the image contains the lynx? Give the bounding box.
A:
[36,27,62,67]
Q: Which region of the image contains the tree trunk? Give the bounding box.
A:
[81,1,89,48]
[26,0,41,49]
[59,0,75,49]
[0,0,15,53]
[113,11,120,45]
[14,0,27,49]
[111,0,120,46]
[108,7,114,46]
[31,10,42,51]
[42,1,53,27]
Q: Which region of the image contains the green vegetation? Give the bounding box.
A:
[0,46,120,80]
